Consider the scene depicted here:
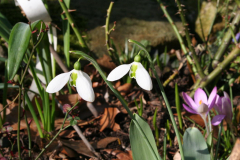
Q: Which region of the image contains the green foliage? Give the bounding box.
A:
[130,113,161,160]
[7,22,32,80]
[0,12,12,42]
[183,127,210,160]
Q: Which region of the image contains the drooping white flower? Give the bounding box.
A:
[107,55,152,91]
[46,62,95,102]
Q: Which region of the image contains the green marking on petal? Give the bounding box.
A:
[70,72,78,86]
[130,64,138,78]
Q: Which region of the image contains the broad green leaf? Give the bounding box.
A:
[7,20,42,80]
[0,12,12,42]
[183,127,210,160]
[130,113,161,160]
[7,22,31,80]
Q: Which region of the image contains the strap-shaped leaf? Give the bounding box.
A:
[130,113,161,160]
[7,21,42,80]
[183,127,210,160]
[7,22,31,80]
[0,12,12,42]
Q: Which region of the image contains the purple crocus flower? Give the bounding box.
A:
[182,87,217,119]
[211,92,233,126]
[232,32,240,43]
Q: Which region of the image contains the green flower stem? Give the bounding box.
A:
[35,101,79,160]
[128,39,184,160]
[214,122,223,160]
[175,0,205,78]
[58,0,89,53]
[212,11,240,68]
[190,44,240,96]
[22,91,31,158]
[17,77,22,160]
[230,25,237,45]
[175,83,183,130]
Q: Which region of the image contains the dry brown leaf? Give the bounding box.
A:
[117,83,132,96]
[92,137,118,149]
[60,145,79,158]
[97,54,116,71]
[99,107,121,132]
[103,149,133,160]
[61,139,95,158]
[56,94,84,106]
[183,112,205,128]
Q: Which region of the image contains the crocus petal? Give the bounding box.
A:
[223,91,230,100]
[211,115,225,126]
[221,97,233,122]
[208,86,217,108]
[76,71,95,102]
[194,88,208,105]
[135,62,153,90]
[107,64,132,81]
[183,104,198,114]
[182,92,198,111]
[46,70,73,93]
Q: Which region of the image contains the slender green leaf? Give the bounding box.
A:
[183,127,210,160]
[175,83,183,130]
[62,0,70,67]
[0,83,19,89]
[7,22,32,80]
[130,113,161,160]
[25,94,43,138]
[0,12,12,42]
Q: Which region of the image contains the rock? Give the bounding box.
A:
[87,18,184,57]
[195,1,225,41]
[71,0,184,57]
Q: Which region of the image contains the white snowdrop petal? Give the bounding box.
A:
[46,71,72,93]
[107,64,132,81]
[135,63,153,91]
[76,71,95,102]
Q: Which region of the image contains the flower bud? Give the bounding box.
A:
[74,61,81,70]
[134,55,141,62]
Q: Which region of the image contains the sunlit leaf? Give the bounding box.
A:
[183,127,210,160]
[130,113,161,160]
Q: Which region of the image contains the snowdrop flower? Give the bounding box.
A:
[212,92,232,126]
[46,61,95,102]
[107,55,152,90]
[182,87,217,119]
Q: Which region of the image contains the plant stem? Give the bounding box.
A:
[17,73,22,160]
[190,44,240,96]
[175,83,183,131]
[214,122,222,160]
[22,90,31,158]
[105,2,114,57]
[175,0,205,78]
[58,0,89,53]
[128,39,184,160]
[212,11,240,68]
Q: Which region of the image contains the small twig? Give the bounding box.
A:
[0,93,19,114]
